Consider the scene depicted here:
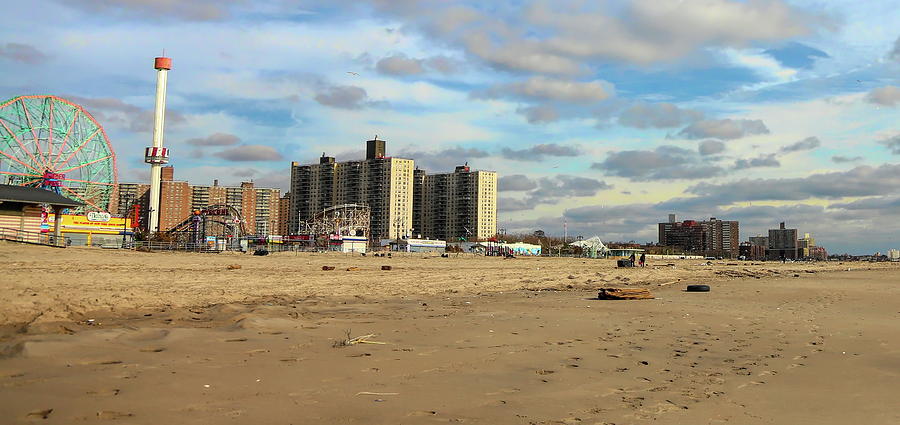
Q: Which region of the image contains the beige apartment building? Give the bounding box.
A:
[290,139,497,242]
[415,165,497,241]
[254,187,281,236]
[289,139,414,240]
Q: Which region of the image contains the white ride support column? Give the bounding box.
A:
[146,56,171,234]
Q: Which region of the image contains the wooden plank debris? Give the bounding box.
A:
[597,287,654,300]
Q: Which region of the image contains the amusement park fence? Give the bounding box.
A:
[0,227,69,248]
[125,241,235,252]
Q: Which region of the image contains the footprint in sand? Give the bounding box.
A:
[224,338,248,342]
[86,388,121,396]
[408,410,438,417]
[485,388,520,396]
[26,409,53,419]
[139,347,166,353]
[97,411,134,420]
[738,381,766,388]
[84,360,123,366]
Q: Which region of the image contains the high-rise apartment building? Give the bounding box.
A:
[254,187,281,236]
[117,183,149,216]
[289,156,337,233]
[411,169,426,237]
[658,214,739,258]
[276,193,291,236]
[701,217,739,258]
[768,222,798,260]
[658,218,705,253]
[289,139,414,240]
[190,180,227,211]
[415,165,497,241]
[154,166,191,231]
[118,168,280,235]
[749,236,769,247]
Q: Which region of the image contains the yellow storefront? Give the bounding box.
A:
[48,213,133,246]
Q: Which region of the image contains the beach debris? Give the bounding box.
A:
[597,288,654,300]
[226,264,242,270]
[355,392,399,396]
[253,249,269,256]
[334,330,387,347]
[616,260,634,268]
[567,275,576,279]
[346,266,360,271]
[26,409,53,419]
[322,266,335,271]
[96,411,134,419]
[686,285,711,292]
[382,265,392,271]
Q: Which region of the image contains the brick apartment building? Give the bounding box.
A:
[658,214,740,258]
[118,166,281,236]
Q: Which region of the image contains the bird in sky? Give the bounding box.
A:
[347,71,360,76]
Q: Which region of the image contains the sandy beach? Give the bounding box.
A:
[1,242,898,424]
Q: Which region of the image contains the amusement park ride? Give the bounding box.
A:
[296,204,371,251]
[1,57,284,250]
[0,57,245,249]
[0,95,118,213]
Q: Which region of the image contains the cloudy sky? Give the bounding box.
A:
[2,0,899,254]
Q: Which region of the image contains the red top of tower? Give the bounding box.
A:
[154,57,172,70]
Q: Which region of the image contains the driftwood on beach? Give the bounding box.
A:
[597,287,654,300]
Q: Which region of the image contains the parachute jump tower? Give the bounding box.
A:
[145,56,171,233]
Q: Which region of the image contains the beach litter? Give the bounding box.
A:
[322,266,335,271]
[686,285,710,292]
[226,264,242,270]
[334,331,387,347]
[597,288,653,300]
[382,265,392,271]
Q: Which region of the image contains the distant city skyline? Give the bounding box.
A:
[2,1,898,254]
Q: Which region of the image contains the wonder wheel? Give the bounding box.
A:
[0,95,118,213]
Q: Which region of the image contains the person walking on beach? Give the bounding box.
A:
[639,253,646,267]
[629,252,636,267]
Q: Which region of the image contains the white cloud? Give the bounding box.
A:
[477,76,613,103]
[866,86,900,106]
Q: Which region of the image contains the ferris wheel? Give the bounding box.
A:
[0,95,118,213]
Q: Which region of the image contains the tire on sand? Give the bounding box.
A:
[686,284,710,292]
